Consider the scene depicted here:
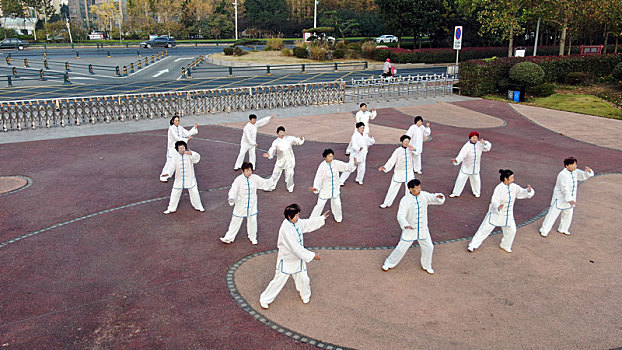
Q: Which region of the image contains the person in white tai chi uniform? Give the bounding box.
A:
[347,103,376,154]
[382,179,445,274]
[379,135,420,208]
[259,204,330,309]
[220,162,274,245]
[163,141,205,214]
[160,115,197,182]
[405,116,431,174]
[233,114,273,171]
[341,122,375,185]
[539,157,594,237]
[450,131,492,198]
[468,169,535,253]
[309,149,357,222]
[263,126,305,192]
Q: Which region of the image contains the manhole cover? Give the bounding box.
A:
[0,176,30,194]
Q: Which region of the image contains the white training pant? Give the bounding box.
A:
[167,186,204,212]
[413,153,422,172]
[268,166,295,192]
[234,144,256,170]
[160,154,173,182]
[381,181,409,207]
[468,217,516,251]
[222,214,258,242]
[539,206,573,236]
[311,197,343,222]
[451,172,481,197]
[383,236,434,270]
[340,156,366,184]
[259,269,311,306]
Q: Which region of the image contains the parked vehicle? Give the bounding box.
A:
[375,35,398,44]
[140,37,176,49]
[0,38,29,50]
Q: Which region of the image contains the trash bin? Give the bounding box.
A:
[507,83,525,102]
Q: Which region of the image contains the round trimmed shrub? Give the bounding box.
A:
[233,47,247,56]
[281,48,293,57]
[223,47,234,55]
[565,72,592,85]
[333,48,345,59]
[293,46,308,59]
[528,83,556,97]
[509,62,545,86]
[613,62,622,81]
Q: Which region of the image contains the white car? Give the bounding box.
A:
[375,35,398,44]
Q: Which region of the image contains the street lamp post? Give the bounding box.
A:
[233,0,238,40]
[313,0,318,29]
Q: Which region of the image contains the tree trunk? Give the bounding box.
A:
[567,35,571,55]
[397,36,400,49]
[508,27,514,57]
[558,20,567,56]
[603,27,609,54]
[615,35,619,54]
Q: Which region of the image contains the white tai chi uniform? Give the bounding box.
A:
[234,116,271,170]
[222,174,274,243]
[160,124,198,181]
[165,151,204,212]
[310,159,356,222]
[380,146,420,207]
[383,191,445,271]
[346,109,377,153]
[259,216,326,307]
[340,131,375,185]
[539,167,594,236]
[405,124,431,173]
[450,140,492,197]
[468,182,535,252]
[265,136,305,192]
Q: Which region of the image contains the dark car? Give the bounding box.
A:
[139,37,176,49]
[0,38,29,50]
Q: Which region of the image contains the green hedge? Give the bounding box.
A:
[459,54,622,96]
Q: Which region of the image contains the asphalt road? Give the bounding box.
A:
[0,46,448,101]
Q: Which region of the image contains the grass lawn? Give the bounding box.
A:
[484,83,622,120]
[531,94,622,120]
[210,51,366,65]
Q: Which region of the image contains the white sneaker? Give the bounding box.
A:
[250,239,258,245]
[302,298,310,304]
[381,265,390,271]
[339,182,345,186]
[196,208,205,212]
[220,237,233,244]
[500,246,512,253]
[260,302,269,309]
[467,246,474,252]
[379,204,388,208]
[557,230,571,235]
[356,181,364,185]
[539,229,549,237]
[163,209,174,214]
[415,171,422,175]
[287,188,294,193]
[473,194,480,198]
[449,194,459,198]
[423,268,435,275]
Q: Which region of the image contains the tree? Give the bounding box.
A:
[469,0,533,57]
[91,0,119,35]
[537,0,583,55]
[411,0,444,49]
[374,0,417,47]
[320,10,359,39]
[244,0,290,34]
[1,0,23,17]
[206,12,234,39]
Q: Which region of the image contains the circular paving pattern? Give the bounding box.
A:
[0,176,31,195]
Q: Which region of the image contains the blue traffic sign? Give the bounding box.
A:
[455,28,462,40]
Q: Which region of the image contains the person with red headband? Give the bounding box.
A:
[382,58,393,77]
[449,131,492,198]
